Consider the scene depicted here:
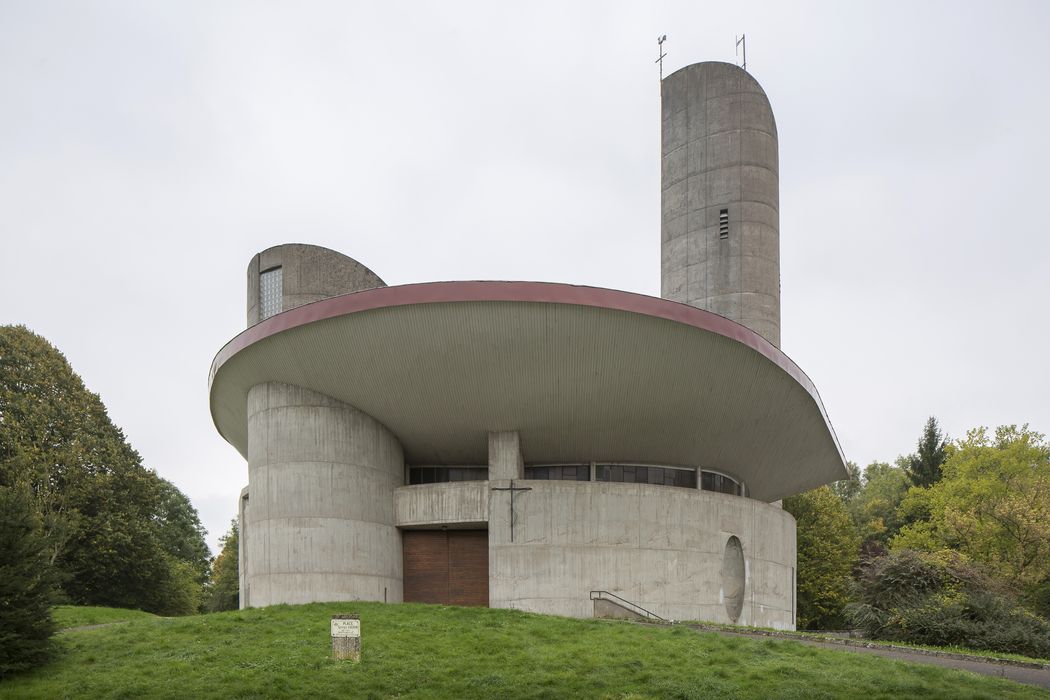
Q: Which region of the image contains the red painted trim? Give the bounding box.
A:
[215,281,794,384]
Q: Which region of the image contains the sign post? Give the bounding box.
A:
[331,614,361,661]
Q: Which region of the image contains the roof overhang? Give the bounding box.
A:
[209,281,847,502]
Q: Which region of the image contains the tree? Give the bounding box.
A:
[831,461,862,504]
[208,519,240,612]
[0,486,60,677]
[154,477,211,588]
[848,461,911,546]
[893,425,1050,604]
[783,486,860,629]
[0,325,207,615]
[905,416,948,488]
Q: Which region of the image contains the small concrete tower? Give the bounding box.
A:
[661,62,780,347]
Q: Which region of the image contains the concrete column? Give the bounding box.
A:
[243,381,405,607]
[488,431,523,480]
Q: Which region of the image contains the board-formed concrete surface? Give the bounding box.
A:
[661,62,781,347]
[487,478,795,627]
[246,243,385,327]
[241,381,404,607]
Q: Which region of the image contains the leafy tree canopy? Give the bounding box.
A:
[155,477,211,587]
[784,486,860,629]
[831,461,862,504]
[848,460,911,545]
[893,425,1050,602]
[0,324,208,615]
[208,519,239,612]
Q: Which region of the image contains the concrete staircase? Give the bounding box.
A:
[590,591,666,623]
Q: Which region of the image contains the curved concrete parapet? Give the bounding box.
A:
[242,381,404,608]
[661,62,781,347]
[489,480,796,627]
[246,243,386,327]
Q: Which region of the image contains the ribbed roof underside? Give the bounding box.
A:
[209,281,846,502]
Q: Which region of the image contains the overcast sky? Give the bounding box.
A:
[2,1,1047,553]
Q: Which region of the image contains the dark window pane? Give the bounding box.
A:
[524,465,590,481]
[592,464,697,489]
[701,471,739,495]
[409,466,487,484]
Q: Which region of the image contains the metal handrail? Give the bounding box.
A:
[589,590,666,622]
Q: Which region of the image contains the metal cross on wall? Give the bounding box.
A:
[491,480,532,543]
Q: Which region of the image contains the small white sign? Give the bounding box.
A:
[331,618,360,638]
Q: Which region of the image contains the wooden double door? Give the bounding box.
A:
[402,529,489,607]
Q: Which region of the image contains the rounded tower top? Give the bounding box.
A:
[662,62,777,141]
[246,243,386,327]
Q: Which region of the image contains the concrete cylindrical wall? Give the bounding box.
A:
[242,381,405,608]
[488,480,796,628]
[661,62,781,347]
[246,244,387,327]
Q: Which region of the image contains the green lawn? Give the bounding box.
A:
[3,602,1046,699]
[53,605,158,630]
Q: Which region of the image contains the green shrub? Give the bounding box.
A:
[849,550,1050,658]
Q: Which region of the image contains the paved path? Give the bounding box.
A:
[706,628,1050,691]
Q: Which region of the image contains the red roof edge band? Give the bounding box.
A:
[208,280,845,466]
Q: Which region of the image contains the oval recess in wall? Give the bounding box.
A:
[722,535,745,622]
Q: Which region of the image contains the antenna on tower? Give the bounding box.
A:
[656,35,668,80]
[735,34,747,71]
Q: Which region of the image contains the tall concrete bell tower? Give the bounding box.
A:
[660,62,781,347]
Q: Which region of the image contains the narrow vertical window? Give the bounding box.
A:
[719,209,729,239]
[260,267,283,320]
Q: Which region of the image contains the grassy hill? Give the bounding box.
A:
[52,605,158,629]
[2,602,1045,699]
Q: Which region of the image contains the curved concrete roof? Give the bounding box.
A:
[209,281,847,502]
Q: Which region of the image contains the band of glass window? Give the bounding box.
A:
[408,463,741,496]
[408,466,488,485]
